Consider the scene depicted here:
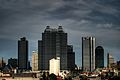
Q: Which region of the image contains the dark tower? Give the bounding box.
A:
[67,45,75,70]
[8,58,17,68]
[95,46,104,68]
[18,37,28,70]
[38,26,67,70]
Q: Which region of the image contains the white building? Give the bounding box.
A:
[49,57,60,75]
[32,51,38,71]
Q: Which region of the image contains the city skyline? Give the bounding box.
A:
[0,0,120,67]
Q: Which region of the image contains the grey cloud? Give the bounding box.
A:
[96,23,120,31]
[45,0,120,28]
[0,0,64,11]
[0,38,17,58]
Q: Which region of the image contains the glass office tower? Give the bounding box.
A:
[38,26,67,70]
[18,37,28,70]
[82,37,95,72]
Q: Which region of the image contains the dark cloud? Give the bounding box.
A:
[0,39,17,58]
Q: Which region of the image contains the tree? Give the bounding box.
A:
[49,73,57,80]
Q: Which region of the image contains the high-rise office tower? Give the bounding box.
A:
[8,58,18,68]
[95,46,104,68]
[38,26,67,70]
[82,37,95,72]
[32,50,38,71]
[18,37,28,70]
[67,45,75,70]
[107,53,114,68]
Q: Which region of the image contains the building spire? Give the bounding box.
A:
[2,57,3,67]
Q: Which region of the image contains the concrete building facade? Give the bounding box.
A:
[32,51,38,71]
[49,57,60,75]
[107,53,114,68]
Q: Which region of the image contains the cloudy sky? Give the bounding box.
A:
[0,0,120,66]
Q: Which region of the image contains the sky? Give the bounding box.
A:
[0,0,120,67]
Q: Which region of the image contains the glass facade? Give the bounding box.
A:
[82,37,95,72]
[18,37,28,70]
[95,46,104,68]
[38,26,67,70]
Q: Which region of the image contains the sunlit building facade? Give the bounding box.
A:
[107,53,114,68]
[49,57,60,75]
[32,50,38,71]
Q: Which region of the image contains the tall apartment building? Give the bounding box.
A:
[18,37,28,70]
[32,51,38,71]
[82,37,95,72]
[38,26,67,70]
[107,53,114,68]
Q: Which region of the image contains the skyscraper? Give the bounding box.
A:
[18,37,28,70]
[8,58,18,68]
[38,26,67,70]
[32,50,38,71]
[82,37,95,72]
[95,46,104,68]
[107,53,114,68]
[67,45,75,70]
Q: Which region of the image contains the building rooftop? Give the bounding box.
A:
[44,26,64,33]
